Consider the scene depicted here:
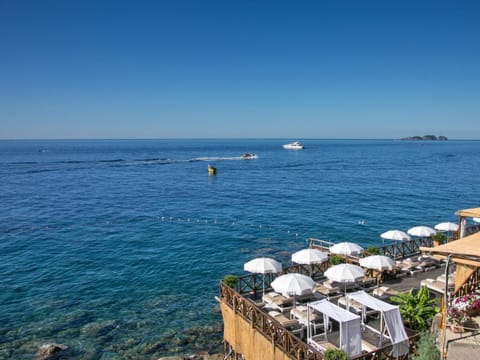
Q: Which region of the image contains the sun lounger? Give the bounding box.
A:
[361,339,377,353]
[263,292,294,311]
[268,310,300,328]
[437,272,455,284]
[315,282,341,297]
[396,259,424,275]
[308,335,338,353]
[338,296,363,315]
[361,276,377,289]
[290,305,322,324]
[420,278,454,295]
[372,286,399,300]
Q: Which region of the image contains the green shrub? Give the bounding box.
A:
[324,349,348,360]
[329,254,345,265]
[223,275,237,288]
[411,331,440,360]
[365,246,380,255]
[391,286,440,331]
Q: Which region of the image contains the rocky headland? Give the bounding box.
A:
[400,135,448,140]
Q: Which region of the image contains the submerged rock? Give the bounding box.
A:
[35,343,69,360]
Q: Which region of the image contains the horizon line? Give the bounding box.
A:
[0,137,475,141]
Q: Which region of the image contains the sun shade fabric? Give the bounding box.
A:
[329,242,364,256]
[348,291,409,357]
[420,231,480,259]
[271,273,315,296]
[455,207,480,218]
[291,248,328,264]
[309,299,361,357]
[380,230,411,241]
[243,257,282,273]
[324,263,365,283]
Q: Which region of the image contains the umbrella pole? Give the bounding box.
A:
[262,274,265,299]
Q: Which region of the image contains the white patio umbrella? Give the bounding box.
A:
[292,248,329,264]
[407,226,437,237]
[434,222,459,232]
[380,230,411,242]
[380,230,411,259]
[473,218,480,223]
[292,248,328,276]
[324,263,365,296]
[244,257,282,297]
[359,255,396,271]
[271,273,315,297]
[434,222,458,243]
[329,242,364,257]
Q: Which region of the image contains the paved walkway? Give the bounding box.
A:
[444,317,480,359]
[377,265,480,359]
[381,266,446,293]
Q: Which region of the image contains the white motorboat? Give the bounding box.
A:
[241,153,257,159]
[282,141,304,150]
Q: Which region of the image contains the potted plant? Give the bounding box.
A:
[431,232,445,247]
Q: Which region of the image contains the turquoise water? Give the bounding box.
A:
[1,139,480,359]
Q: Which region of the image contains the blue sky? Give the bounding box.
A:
[1,0,479,139]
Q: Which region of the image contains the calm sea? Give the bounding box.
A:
[1,139,479,359]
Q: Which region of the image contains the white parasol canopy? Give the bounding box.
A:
[434,222,459,232]
[474,218,480,223]
[271,273,315,297]
[330,242,364,256]
[380,230,411,259]
[324,263,365,283]
[359,255,396,271]
[244,257,282,274]
[292,248,329,264]
[380,230,411,241]
[244,257,282,297]
[407,226,437,237]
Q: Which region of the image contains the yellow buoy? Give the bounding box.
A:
[208,165,217,175]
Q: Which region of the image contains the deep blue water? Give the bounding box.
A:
[1,139,480,359]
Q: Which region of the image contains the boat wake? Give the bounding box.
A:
[4,155,256,174]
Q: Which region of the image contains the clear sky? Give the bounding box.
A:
[1,0,479,139]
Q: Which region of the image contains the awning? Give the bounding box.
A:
[455,207,480,218]
[308,299,361,357]
[348,291,409,357]
[420,231,480,264]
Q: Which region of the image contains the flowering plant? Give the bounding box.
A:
[447,294,480,324]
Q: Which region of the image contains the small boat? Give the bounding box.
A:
[208,165,217,175]
[282,141,304,150]
[241,153,257,159]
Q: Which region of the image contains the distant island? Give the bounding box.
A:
[401,135,448,141]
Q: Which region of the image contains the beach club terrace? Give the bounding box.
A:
[217,206,480,360]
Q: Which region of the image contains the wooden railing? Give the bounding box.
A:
[309,237,434,261]
[376,238,433,260]
[454,267,480,297]
[235,263,330,295]
[219,280,420,360]
[219,280,323,360]
[350,333,420,360]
